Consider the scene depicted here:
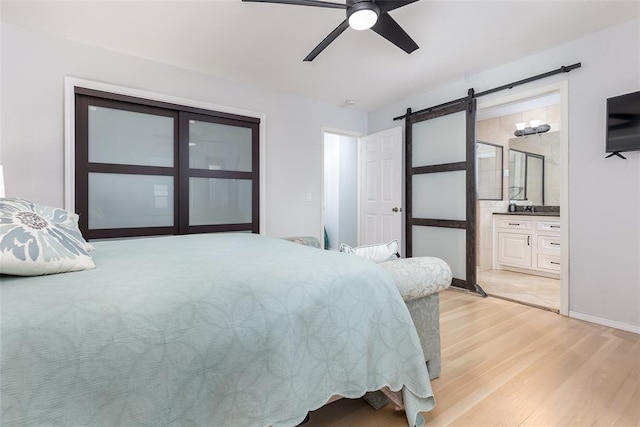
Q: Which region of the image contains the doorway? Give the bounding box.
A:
[322,127,403,252]
[475,82,569,314]
[323,131,358,250]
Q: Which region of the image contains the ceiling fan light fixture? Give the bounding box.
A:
[348,2,379,31]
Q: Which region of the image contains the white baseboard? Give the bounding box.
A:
[569,311,640,335]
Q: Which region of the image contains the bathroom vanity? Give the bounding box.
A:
[493,212,560,278]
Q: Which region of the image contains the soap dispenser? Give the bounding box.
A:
[508,201,517,212]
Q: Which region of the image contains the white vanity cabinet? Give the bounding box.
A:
[496,218,532,268]
[535,220,561,274]
[493,214,560,278]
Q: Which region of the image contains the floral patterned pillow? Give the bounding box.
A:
[0,198,95,276]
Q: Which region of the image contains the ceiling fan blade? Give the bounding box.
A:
[242,0,345,9]
[303,19,350,61]
[371,13,419,54]
[376,0,420,14]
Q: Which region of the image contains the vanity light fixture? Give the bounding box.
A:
[514,120,551,137]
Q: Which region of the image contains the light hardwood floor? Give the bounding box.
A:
[477,269,560,312]
[305,289,640,426]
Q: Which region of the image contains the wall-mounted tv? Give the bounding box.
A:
[606,90,640,158]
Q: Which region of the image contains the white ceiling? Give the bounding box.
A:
[2,0,639,112]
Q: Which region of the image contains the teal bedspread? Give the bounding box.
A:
[1,233,434,426]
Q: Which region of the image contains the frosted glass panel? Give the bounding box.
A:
[412,111,466,167]
[189,178,252,225]
[412,171,466,220]
[413,226,466,279]
[89,106,174,167]
[88,173,173,229]
[189,120,252,172]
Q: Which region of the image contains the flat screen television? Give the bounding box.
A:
[606,90,640,158]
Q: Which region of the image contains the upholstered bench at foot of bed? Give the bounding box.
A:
[362,256,452,411]
[379,256,452,380]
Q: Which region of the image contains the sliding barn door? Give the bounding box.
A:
[406,96,477,291]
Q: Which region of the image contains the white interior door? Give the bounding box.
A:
[359,127,403,253]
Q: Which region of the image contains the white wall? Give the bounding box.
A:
[369,19,640,332]
[0,23,367,239]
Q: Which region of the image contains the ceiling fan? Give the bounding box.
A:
[242,0,420,61]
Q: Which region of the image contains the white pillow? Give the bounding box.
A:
[339,240,399,263]
[0,198,95,276]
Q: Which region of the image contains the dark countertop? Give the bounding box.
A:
[494,211,560,217]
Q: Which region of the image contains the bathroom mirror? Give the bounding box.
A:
[508,131,560,205]
[509,149,544,205]
[477,141,503,200]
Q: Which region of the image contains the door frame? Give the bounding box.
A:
[64,77,267,233]
[320,126,404,251]
[477,80,569,316]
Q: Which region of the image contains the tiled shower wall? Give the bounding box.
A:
[476,104,561,271]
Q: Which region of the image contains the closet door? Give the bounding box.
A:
[179,112,259,234]
[75,88,261,239]
[406,97,477,291]
[75,95,179,239]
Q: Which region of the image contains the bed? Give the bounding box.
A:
[1,231,437,426]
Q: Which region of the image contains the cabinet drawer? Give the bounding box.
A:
[538,235,561,254]
[538,254,561,271]
[537,221,561,233]
[496,219,532,230]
